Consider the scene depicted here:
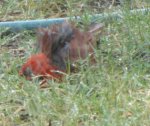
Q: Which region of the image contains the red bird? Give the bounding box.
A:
[19,21,103,81]
[19,53,63,80]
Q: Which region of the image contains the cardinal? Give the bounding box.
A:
[19,21,103,80]
[19,53,64,80]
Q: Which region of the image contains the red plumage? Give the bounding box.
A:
[19,53,63,80]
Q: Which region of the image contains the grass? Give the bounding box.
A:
[0,0,150,126]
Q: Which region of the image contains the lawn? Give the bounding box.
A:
[0,0,150,126]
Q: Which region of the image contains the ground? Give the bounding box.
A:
[0,0,150,126]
